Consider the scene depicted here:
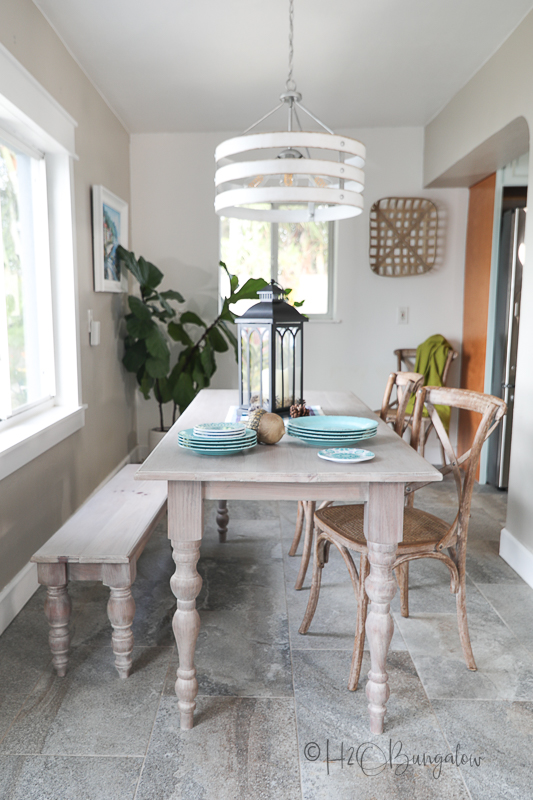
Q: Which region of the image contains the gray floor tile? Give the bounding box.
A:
[466,539,526,584]
[477,583,533,654]
[0,589,52,743]
[135,695,301,800]
[0,483,530,800]
[431,700,533,800]
[0,755,142,799]
[397,611,533,700]
[164,554,292,698]
[0,645,171,756]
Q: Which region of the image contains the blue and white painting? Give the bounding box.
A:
[103,202,121,282]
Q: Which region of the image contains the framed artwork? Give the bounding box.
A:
[92,185,129,292]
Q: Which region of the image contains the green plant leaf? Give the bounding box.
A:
[192,362,208,390]
[200,340,216,378]
[168,322,193,345]
[293,299,305,307]
[172,371,196,410]
[117,246,142,284]
[128,295,152,321]
[159,297,177,318]
[137,256,163,290]
[145,354,170,379]
[139,372,154,399]
[145,326,170,361]
[126,314,154,339]
[180,310,207,327]
[160,289,185,303]
[228,276,268,304]
[208,326,229,352]
[155,377,173,404]
[122,340,147,373]
[219,321,238,356]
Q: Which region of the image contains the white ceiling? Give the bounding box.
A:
[34,0,533,134]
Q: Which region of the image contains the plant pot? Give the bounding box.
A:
[148,427,169,454]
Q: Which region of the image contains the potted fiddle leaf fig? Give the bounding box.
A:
[117,246,269,442]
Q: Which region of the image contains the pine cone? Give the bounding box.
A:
[290,400,309,418]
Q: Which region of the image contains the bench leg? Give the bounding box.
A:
[216,500,229,543]
[44,585,71,677]
[107,587,135,679]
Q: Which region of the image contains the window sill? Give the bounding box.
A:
[0,404,86,481]
[307,317,342,324]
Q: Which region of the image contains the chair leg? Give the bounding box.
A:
[299,533,328,635]
[456,574,477,671]
[289,500,305,557]
[395,561,409,618]
[348,553,370,691]
[295,501,316,590]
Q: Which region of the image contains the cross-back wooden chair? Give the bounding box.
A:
[298,386,506,691]
[289,371,424,591]
[390,347,458,457]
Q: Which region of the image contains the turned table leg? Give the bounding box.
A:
[216,500,229,543]
[364,484,404,734]
[168,481,204,730]
[44,584,71,677]
[108,587,136,679]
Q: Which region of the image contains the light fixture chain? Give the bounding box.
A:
[286,0,296,91]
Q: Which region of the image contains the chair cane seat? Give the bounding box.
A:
[315,504,449,550]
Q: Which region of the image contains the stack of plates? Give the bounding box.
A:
[287,415,378,447]
[179,422,257,456]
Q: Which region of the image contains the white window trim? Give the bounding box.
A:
[0,44,84,481]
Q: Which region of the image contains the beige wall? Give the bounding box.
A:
[0,0,134,591]
[131,128,468,459]
[424,11,533,558]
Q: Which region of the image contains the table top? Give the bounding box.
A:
[136,389,442,486]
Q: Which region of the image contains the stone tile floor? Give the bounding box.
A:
[1,477,532,799]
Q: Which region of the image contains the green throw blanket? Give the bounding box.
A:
[405,334,451,430]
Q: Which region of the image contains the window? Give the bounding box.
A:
[220,206,333,316]
[0,44,83,481]
[0,139,55,421]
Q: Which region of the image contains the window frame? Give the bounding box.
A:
[0,44,84,482]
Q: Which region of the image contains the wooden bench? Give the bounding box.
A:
[31,464,167,679]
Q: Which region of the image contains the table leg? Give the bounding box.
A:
[216,499,229,543]
[168,481,204,730]
[363,483,403,734]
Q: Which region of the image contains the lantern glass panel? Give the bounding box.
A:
[274,326,302,410]
[241,325,270,408]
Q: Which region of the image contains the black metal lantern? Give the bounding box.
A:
[236,280,307,415]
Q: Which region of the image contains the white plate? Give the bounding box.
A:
[317,448,375,463]
[193,422,246,437]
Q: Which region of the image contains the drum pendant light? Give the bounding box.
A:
[214,0,365,223]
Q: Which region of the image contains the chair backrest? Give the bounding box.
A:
[380,371,424,436]
[394,347,458,386]
[410,386,506,550]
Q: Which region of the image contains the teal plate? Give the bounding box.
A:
[318,448,375,463]
[179,427,256,448]
[179,441,257,456]
[288,415,378,434]
[289,430,377,447]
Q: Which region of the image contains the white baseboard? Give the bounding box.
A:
[0,446,143,636]
[500,527,533,589]
[0,561,39,637]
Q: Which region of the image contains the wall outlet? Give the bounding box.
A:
[397,306,409,324]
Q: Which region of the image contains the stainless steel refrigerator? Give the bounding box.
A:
[488,206,526,489]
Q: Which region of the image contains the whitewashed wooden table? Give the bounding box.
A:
[136,389,441,733]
